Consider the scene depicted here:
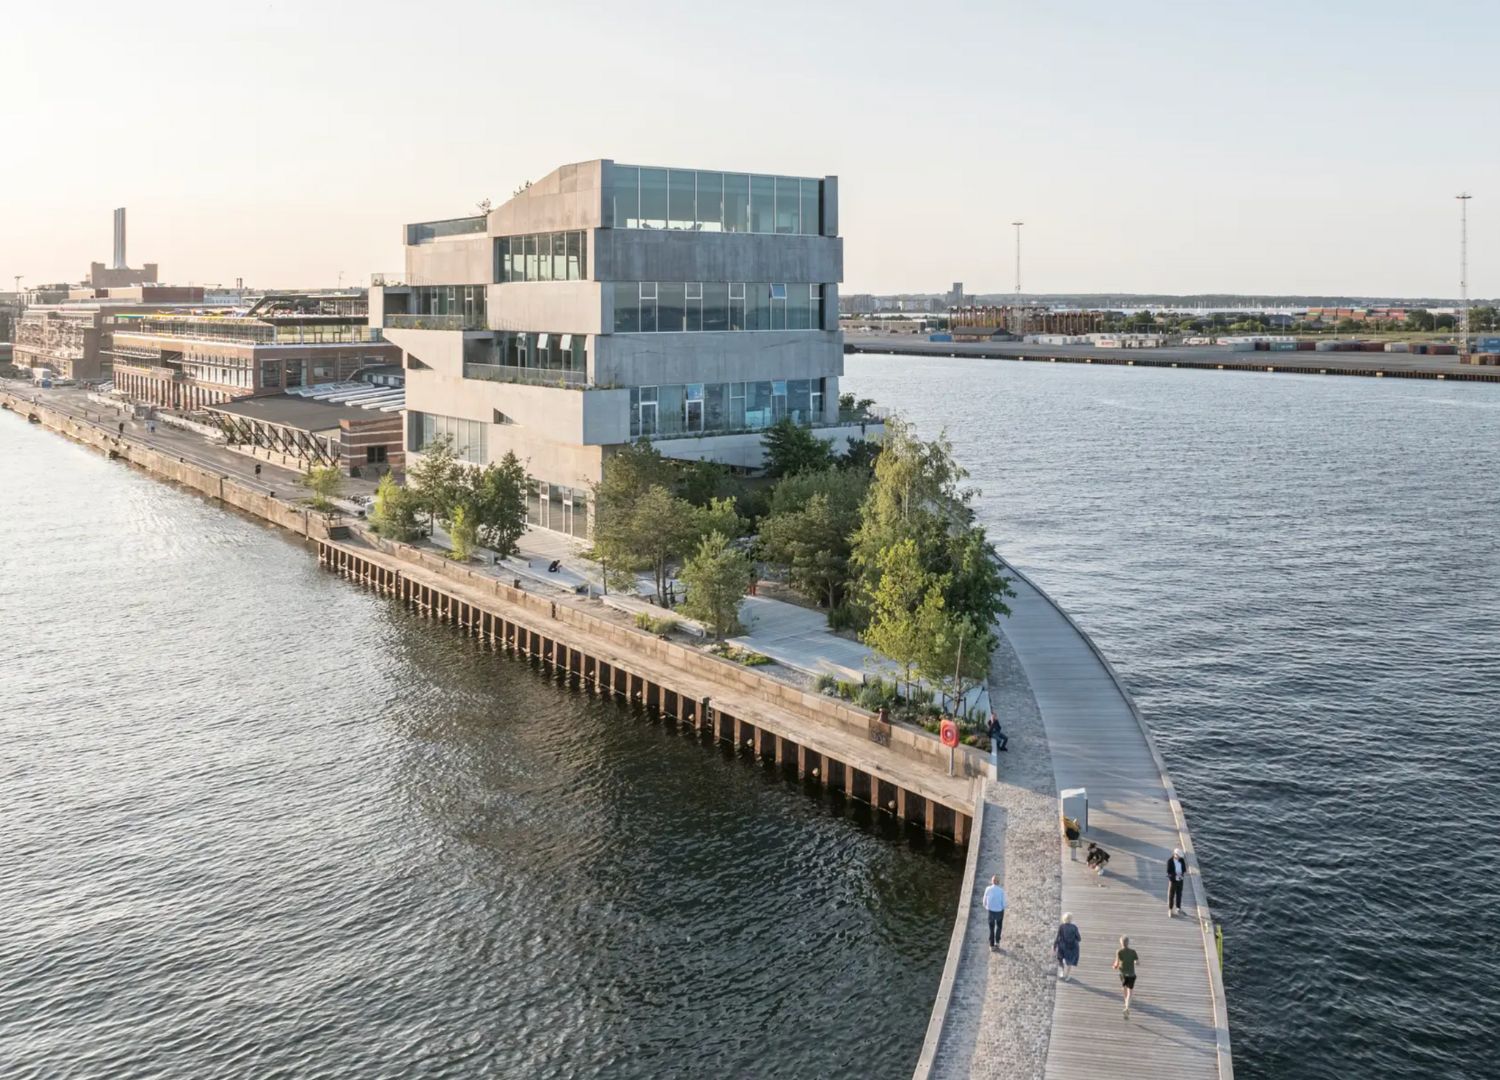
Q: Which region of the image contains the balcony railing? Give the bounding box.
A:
[405,216,487,245]
[386,314,486,332]
[641,413,886,442]
[370,272,405,287]
[463,362,589,388]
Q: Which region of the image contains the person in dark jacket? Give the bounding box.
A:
[1053,913,1082,980]
[1166,847,1187,917]
[986,712,1009,752]
[1086,842,1111,877]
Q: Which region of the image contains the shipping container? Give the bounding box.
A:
[1384,342,1410,352]
[928,333,953,342]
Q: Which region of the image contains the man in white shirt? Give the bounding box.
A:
[983,875,1007,950]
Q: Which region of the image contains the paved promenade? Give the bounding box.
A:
[920,567,1232,1079]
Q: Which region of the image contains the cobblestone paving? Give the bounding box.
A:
[929,628,1061,1079]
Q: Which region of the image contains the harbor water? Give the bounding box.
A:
[0,415,962,1079]
[846,355,1500,1080]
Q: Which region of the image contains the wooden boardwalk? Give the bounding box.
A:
[1002,565,1233,1080]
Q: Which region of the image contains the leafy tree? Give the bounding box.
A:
[406,434,464,534]
[759,492,853,610]
[593,482,699,606]
[300,464,342,511]
[861,538,934,701]
[461,451,530,557]
[941,525,1013,626]
[695,496,746,542]
[370,473,421,541]
[915,594,994,719]
[679,531,755,640]
[838,437,881,474]
[449,504,477,561]
[760,468,868,611]
[838,392,876,421]
[761,417,835,478]
[1434,313,1456,331]
[676,459,742,508]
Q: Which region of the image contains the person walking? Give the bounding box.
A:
[1113,935,1140,1018]
[1053,913,1081,980]
[1166,847,1187,917]
[983,874,1007,951]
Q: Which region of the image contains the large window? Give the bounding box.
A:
[612,282,824,333]
[495,231,588,283]
[526,481,589,538]
[604,164,823,235]
[411,285,488,325]
[630,378,826,438]
[408,411,488,464]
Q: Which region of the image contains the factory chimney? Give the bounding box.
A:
[113,208,127,270]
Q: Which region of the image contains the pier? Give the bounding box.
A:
[916,565,1232,1079]
[848,335,1500,383]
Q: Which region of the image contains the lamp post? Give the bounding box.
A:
[1011,221,1024,335]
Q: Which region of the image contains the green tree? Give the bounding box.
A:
[760,468,868,611]
[676,459,741,508]
[448,503,477,561]
[761,417,835,478]
[694,496,746,542]
[760,492,852,610]
[300,464,342,511]
[941,525,1013,627]
[861,538,934,701]
[914,593,994,719]
[837,437,881,474]
[370,473,421,541]
[406,434,464,534]
[461,451,530,557]
[679,531,755,640]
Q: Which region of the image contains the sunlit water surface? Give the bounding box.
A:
[846,355,1500,1080]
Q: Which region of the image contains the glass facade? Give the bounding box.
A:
[526,481,589,538]
[494,231,587,283]
[630,378,825,438]
[411,285,488,326]
[612,282,823,333]
[408,411,488,464]
[604,165,822,235]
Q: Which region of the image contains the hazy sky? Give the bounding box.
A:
[3,0,1496,297]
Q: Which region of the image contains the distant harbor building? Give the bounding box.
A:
[374,158,867,537]
[109,293,399,410]
[89,208,159,289]
[13,286,206,383]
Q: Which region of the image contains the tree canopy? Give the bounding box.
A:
[761,418,835,479]
[679,532,755,639]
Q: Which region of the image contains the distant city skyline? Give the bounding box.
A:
[2,0,1495,297]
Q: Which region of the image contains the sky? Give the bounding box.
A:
[2,0,1496,298]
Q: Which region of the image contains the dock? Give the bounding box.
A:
[847,334,1500,383]
[916,565,1232,1079]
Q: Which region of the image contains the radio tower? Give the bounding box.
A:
[1458,193,1472,361]
[1011,221,1024,334]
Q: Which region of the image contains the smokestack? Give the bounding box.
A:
[113,208,127,270]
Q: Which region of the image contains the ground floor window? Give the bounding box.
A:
[525,481,588,537]
[407,410,487,464]
[366,445,388,464]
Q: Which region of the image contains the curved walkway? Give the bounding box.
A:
[918,566,1232,1079]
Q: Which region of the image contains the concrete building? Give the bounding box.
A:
[109,293,399,411]
[12,287,206,382]
[374,158,866,537]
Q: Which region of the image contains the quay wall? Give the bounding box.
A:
[2,388,984,838]
[848,337,1500,383]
